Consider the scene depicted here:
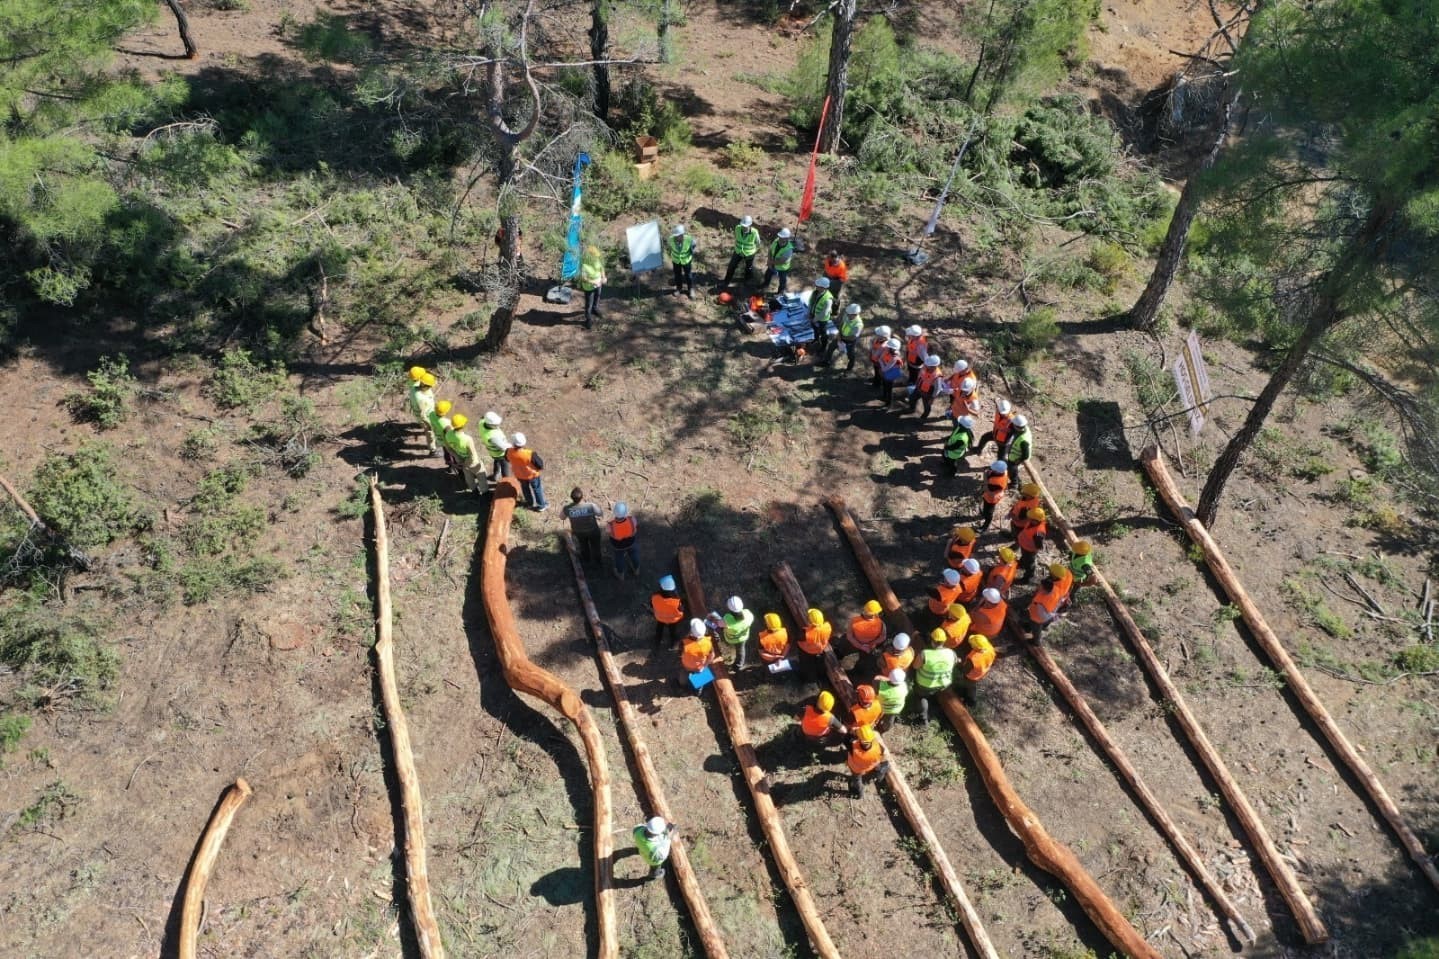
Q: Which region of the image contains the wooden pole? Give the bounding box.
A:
[163,0,200,58]
[823,496,1162,959]
[1143,445,1439,899]
[676,547,842,959]
[481,481,617,959]
[769,562,998,959]
[561,533,731,959]
[177,778,252,959]
[369,478,447,959]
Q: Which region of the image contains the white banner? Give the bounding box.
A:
[626,219,663,273]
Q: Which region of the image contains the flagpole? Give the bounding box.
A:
[905,118,980,265]
[795,95,832,254]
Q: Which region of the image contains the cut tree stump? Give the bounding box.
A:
[1143,445,1439,900]
[770,561,998,959]
[562,533,730,959]
[823,496,1162,959]
[369,478,446,959]
[480,480,617,959]
[177,778,251,959]
[676,547,841,959]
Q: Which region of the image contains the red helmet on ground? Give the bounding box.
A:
[718,291,734,305]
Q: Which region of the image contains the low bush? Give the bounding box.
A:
[721,140,766,171]
[585,150,662,223]
[29,444,146,550]
[0,713,31,756]
[0,597,118,697]
[208,349,288,411]
[611,78,692,152]
[64,356,140,429]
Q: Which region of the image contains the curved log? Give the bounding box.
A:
[480,480,617,959]
[562,533,731,959]
[770,562,998,959]
[178,778,252,959]
[676,547,842,959]
[1143,445,1439,900]
[823,496,1162,959]
[370,479,446,958]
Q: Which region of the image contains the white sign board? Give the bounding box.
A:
[1171,329,1213,434]
[626,219,663,273]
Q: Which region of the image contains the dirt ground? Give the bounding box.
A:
[2,2,1436,959]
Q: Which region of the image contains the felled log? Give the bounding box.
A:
[177,779,252,959]
[770,562,998,959]
[562,533,730,959]
[481,480,617,959]
[676,547,841,959]
[824,496,1161,959]
[1143,445,1439,899]
[369,478,446,959]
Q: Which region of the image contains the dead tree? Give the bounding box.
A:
[589,0,612,120]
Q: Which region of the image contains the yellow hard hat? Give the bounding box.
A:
[764,612,781,631]
[817,691,835,712]
[998,546,1017,563]
[420,372,437,387]
[807,608,825,626]
[863,600,882,615]
[1021,483,1040,497]
[451,413,468,429]
[930,627,948,645]
[946,603,965,619]
[436,400,452,415]
[1048,563,1068,580]
[1073,540,1092,556]
[855,725,876,746]
[953,526,977,543]
[408,366,426,381]
[968,633,992,651]
[1027,507,1046,522]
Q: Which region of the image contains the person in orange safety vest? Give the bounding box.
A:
[902,325,929,384]
[975,399,1015,460]
[1009,482,1042,539]
[650,574,686,649]
[850,685,883,729]
[843,600,888,658]
[679,618,714,679]
[955,558,983,605]
[927,567,964,617]
[944,525,979,570]
[799,690,846,748]
[905,354,944,419]
[822,250,849,304]
[757,612,791,665]
[608,501,640,579]
[956,633,995,705]
[868,324,894,390]
[1016,506,1049,583]
[968,587,1008,642]
[846,725,890,798]
[880,632,914,675]
[506,432,548,511]
[983,546,1020,600]
[978,460,1010,532]
[1027,563,1074,642]
[939,603,971,649]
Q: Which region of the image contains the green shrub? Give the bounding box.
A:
[0,713,31,755]
[180,426,222,461]
[250,396,324,477]
[293,11,373,63]
[182,465,264,555]
[1017,307,1061,354]
[0,598,118,696]
[29,444,145,550]
[178,555,285,604]
[611,78,692,151]
[208,349,288,411]
[1396,645,1439,673]
[585,150,661,223]
[721,140,765,171]
[65,355,139,429]
[1399,937,1439,959]
[1086,241,1130,292]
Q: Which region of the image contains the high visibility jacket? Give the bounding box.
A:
[945,535,976,570]
[916,647,957,690]
[449,429,481,468]
[578,253,605,292]
[733,224,760,256]
[1069,552,1096,581]
[964,645,996,681]
[408,383,435,420]
[877,679,908,715]
[823,256,849,283]
[681,636,713,672]
[993,410,1014,444]
[722,609,754,646]
[758,626,790,662]
[840,313,863,339]
[506,446,541,480]
[850,700,882,728]
[982,471,1010,505]
[941,608,971,648]
[927,580,964,616]
[847,738,884,776]
[869,337,888,365]
[1017,520,1048,554]
[633,825,671,867]
[847,614,887,653]
[881,646,914,675]
[950,391,980,420]
[651,591,684,625]
[944,425,974,461]
[1010,496,1040,527]
[968,600,1007,640]
[480,425,509,459]
[956,568,983,605]
[668,234,694,265]
[905,336,929,367]
[984,560,1018,599]
[428,410,452,441]
[915,367,941,395]
[1006,428,1033,464]
[769,237,795,271]
[799,621,832,655]
[800,705,838,738]
[1029,569,1075,625]
[608,516,637,548]
[812,290,835,327]
[879,351,905,382]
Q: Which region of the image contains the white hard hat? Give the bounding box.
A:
[815,276,831,288]
[689,618,708,638]
[512,432,527,447]
[952,359,970,374]
[958,415,975,430]
[990,460,1008,473]
[845,303,862,315]
[886,337,901,350]
[904,325,922,337]
[981,588,1002,605]
[924,355,942,368]
[778,228,792,239]
[1013,414,1029,428]
[996,399,1013,415]
[614,501,629,518]
[646,816,667,835]
[892,632,910,651]
[961,558,981,574]
[726,596,744,613]
[960,376,977,394]
[942,568,960,586]
[875,325,891,338]
[888,668,907,685]
[740,215,753,227]
[483,411,502,426]
[672,224,685,236]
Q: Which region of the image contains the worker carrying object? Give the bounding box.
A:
[944,525,979,570]
[445,413,485,494]
[868,325,893,389]
[651,575,686,648]
[1009,482,1042,539]
[633,816,677,880]
[407,368,438,452]
[429,399,456,473]
[955,557,983,605]
[843,600,889,658]
[1004,414,1033,485]
[506,432,548,511]
[983,546,1020,600]
[903,325,929,385]
[608,501,640,580]
[722,215,761,286]
[939,602,972,649]
[799,690,846,746]
[720,596,755,670]
[913,629,957,725]
[956,633,995,705]
[578,245,607,330]
[1015,506,1049,583]
[978,460,1010,532]
[822,250,849,304]
[757,612,791,666]
[943,415,976,475]
[480,411,511,482]
[826,303,864,370]
[873,668,909,731]
[968,587,1008,642]
[563,489,604,565]
[1027,564,1074,643]
[974,399,1015,459]
[667,224,696,299]
[679,618,715,686]
[881,632,914,675]
[762,228,796,294]
[810,277,836,360]
[846,725,890,799]
[905,354,944,420]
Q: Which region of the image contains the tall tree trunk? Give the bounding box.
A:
[589,0,611,121]
[816,0,857,154]
[163,0,198,59]
[484,152,523,352]
[963,0,1000,104]
[656,0,675,64]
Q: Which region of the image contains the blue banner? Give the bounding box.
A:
[561,152,591,281]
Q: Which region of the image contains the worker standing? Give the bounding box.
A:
[955,557,983,605]
[1009,482,1042,539]
[505,432,548,511]
[903,325,929,384]
[850,685,883,730]
[822,250,849,304]
[943,415,976,475]
[798,608,833,678]
[846,726,890,799]
[1027,564,1074,642]
[1069,540,1097,586]
[810,276,836,359]
[939,603,972,649]
[651,575,686,648]
[983,546,1020,600]
[842,600,888,662]
[974,399,1015,459]
[944,525,979,570]
[881,632,914,676]
[679,619,715,688]
[479,411,511,482]
[608,501,640,580]
[720,596,755,669]
[877,337,905,407]
[757,612,791,668]
[949,375,981,423]
[867,324,893,388]
[446,413,484,494]
[761,228,796,294]
[407,368,438,452]
[827,303,864,370]
[1015,506,1048,583]
[977,460,1010,532]
[943,359,974,414]
[667,224,696,298]
[913,629,957,725]
[968,587,1008,641]
[722,215,761,286]
[578,245,607,330]
[799,690,846,748]
[1004,414,1033,486]
[873,668,909,731]
[429,399,456,473]
[956,633,996,705]
[633,817,678,880]
[927,568,964,618]
[563,488,604,565]
[905,354,944,419]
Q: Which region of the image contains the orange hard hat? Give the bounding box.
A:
[856,684,876,704]
[718,291,734,305]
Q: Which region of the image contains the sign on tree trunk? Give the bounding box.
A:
[1172,329,1212,434]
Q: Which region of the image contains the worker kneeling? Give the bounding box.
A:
[846,726,890,799]
[956,633,995,705]
[913,629,957,725]
[1027,563,1074,643]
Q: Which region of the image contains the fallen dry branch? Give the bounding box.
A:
[177,778,252,959]
[369,478,447,959]
[676,547,841,959]
[770,561,998,959]
[480,480,617,959]
[562,533,730,959]
[1142,446,1439,899]
[824,496,1162,959]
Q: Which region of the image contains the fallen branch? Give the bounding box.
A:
[1343,571,1387,615]
[369,478,446,959]
[1143,445,1439,899]
[562,533,730,959]
[480,480,617,958]
[676,547,841,959]
[177,779,252,959]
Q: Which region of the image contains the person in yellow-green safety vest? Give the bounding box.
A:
[578,245,607,330]
[445,413,485,494]
[406,367,438,452]
[810,276,836,361]
[913,628,957,725]
[428,399,455,473]
[761,227,796,294]
[667,224,696,298]
[719,595,755,670]
[633,816,677,880]
[824,302,865,370]
[479,411,511,483]
[722,215,761,287]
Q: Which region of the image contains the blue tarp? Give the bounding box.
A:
[560,153,591,281]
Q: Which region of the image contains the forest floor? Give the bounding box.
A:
[1,2,1436,958]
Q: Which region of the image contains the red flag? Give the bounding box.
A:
[798,95,832,224]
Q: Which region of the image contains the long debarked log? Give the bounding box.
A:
[770,562,998,959]
[562,534,731,959]
[481,482,617,958]
[369,478,447,959]
[823,496,1162,959]
[178,778,252,959]
[1143,446,1439,898]
[676,547,842,959]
